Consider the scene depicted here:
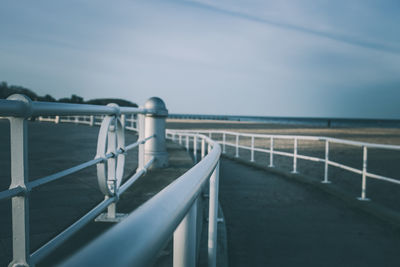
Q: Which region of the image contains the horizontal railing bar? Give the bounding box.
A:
[27,156,110,190]
[118,157,156,196]
[31,196,116,264]
[31,102,146,117]
[27,134,151,190]
[167,129,400,151]
[327,160,363,175]
[272,150,294,157]
[326,137,400,150]
[125,135,155,151]
[366,172,400,185]
[0,99,150,117]
[0,186,25,201]
[296,154,324,162]
[60,136,220,267]
[0,99,30,117]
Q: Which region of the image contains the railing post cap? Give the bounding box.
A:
[7,93,33,118]
[144,97,168,117]
[106,103,121,116]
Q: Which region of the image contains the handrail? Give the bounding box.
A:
[61,134,221,267]
[1,94,168,266]
[169,129,400,150]
[167,129,400,202]
[0,98,148,117]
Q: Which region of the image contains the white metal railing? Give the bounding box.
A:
[61,133,221,267]
[0,94,170,266]
[167,129,400,202]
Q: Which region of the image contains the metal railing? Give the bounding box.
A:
[61,132,221,267]
[167,129,400,202]
[0,94,167,266]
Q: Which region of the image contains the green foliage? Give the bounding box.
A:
[0,81,137,107]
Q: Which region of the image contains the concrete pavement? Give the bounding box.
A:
[219,158,400,267]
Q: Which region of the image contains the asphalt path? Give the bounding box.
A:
[219,158,400,267]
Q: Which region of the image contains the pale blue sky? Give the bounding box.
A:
[1,0,400,118]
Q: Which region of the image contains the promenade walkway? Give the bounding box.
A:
[219,158,400,267]
[0,121,193,266]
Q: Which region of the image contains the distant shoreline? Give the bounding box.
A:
[169,114,400,128]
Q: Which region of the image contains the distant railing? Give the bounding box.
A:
[166,129,400,202]
[0,94,170,266]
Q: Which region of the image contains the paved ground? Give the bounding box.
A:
[219,158,400,267]
[0,121,193,267]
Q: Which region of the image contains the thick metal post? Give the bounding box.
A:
[137,113,145,170]
[90,115,94,126]
[322,140,331,183]
[208,162,220,267]
[269,137,274,167]
[7,95,31,267]
[250,136,255,162]
[186,135,189,152]
[222,133,226,154]
[291,138,298,173]
[173,199,198,267]
[179,134,182,145]
[144,97,168,168]
[235,134,239,158]
[55,115,60,124]
[358,146,370,201]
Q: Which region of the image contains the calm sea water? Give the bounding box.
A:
[169,114,400,128]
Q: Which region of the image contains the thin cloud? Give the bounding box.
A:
[184,0,400,55]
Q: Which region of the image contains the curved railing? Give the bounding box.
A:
[0,95,169,266]
[167,129,400,201]
[61,133,221,267]
[1,94,222,267]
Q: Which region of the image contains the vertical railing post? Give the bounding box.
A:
[269,137,274,167]
[322,140,331,183]
[7,94,31,267]
[250,136,255,162]
[179,134,182,145]
[55,115,60,124]
[235,134,239,158]
[144,97,169,168]
[90,115,94,126]
[201,138,206,159]
[208,161,220,267]
[291,138,298,173]
[222,132,226,154]
[106,118,117,219]
[186,135,189,152]
[137,113,145,170]
[193,136,198,163]
[358,146,370,201]
[121,114,126,129]
[173,199,198,267]
[128,114,132,129]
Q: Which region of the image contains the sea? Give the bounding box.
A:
[169,114,400,128]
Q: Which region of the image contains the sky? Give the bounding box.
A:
[1,0,400,119]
